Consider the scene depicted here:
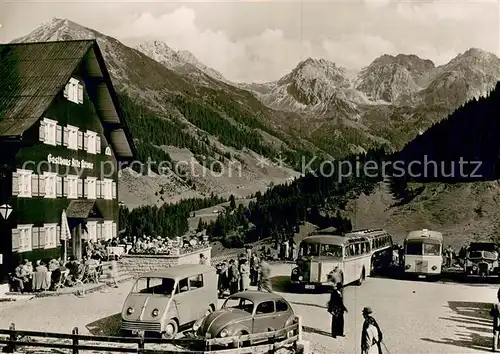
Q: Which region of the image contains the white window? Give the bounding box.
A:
[43,172,57,199]
[17,225,33,253]
[44,223,57,249]
[103,178,113,200]
[86,131,97,154]
[66,175,79,199]
[64,125,79,150]
[86,221,97,243]
[85,177,97,199]
[41,118,58,146]
[103,220,113,241]
[64,78,83,104]
[16,169,32,198]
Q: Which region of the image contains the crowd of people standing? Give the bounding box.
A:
[215,250,272,297]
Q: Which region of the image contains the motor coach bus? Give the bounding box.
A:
[403,229,443,279]
[464,241,499,277]
[290,231,371,291]
[345,229,393,275]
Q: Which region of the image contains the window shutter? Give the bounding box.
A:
[32,227,40,249]
[39,228,46,248]
[56,125,62,145]
[96,136,101,154]
[78,179,83,198]
[31,175,39,197]
[112,222,117,239]
[84,180,88,198]
[63,127,69,147]
[63,83,69,98]
[56,176,62,197]
[39,122,45,142]
[97,223,102,240]
[56,225,61,246]
[97,181,102,199]
[11,229,20,252]
[12,172,19,196]
[83,132,88,151]
[77,84,83,104]
[77,131,83,150]
[39,175,46,196]
[112,181,117,199]
[62,177,68,197]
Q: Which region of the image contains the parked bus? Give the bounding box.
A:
[464,241,499,277]
[290,231,371,291]
[403,229,443,279]
[345,229,393,275]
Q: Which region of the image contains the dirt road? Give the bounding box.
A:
[0,264,497,353]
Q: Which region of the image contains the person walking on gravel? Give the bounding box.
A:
[327,282,347,338]
[490,287,500,351]
[361,307,383,354]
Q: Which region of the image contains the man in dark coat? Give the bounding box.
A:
[490,287,500,351]
[228,259,240,295]
[327,282,347,338]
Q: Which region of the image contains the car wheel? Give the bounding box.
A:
[162,319,178,340]
[233,331,250,348]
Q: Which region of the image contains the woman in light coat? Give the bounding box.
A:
[239,258,251,291]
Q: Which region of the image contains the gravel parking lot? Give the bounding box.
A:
[0,263,498,354]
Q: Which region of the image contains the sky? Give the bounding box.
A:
[0,0,499,83]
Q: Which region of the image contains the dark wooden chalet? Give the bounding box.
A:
[0,40,136,277]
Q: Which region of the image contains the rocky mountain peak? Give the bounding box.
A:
[135,40,227,82]
[13,17,98,43]
[355,53,435,103]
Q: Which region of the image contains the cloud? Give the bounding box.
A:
[111,6,316,83]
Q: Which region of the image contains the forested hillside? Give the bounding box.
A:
[389,82,500,204]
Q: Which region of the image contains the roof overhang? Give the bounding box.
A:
[83,42,137,162]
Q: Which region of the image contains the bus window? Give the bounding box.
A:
[300,243,319,257]
[423,243,440,256]
[320,244,343,258]
[405,243,423,255]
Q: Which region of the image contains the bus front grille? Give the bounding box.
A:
[309,262,319,282]
[415,260,428,273]
[122,320,161,332]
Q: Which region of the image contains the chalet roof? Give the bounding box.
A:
[66,200,97,219]
[0,40,136,161]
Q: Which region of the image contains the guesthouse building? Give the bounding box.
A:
[0,40,136,277]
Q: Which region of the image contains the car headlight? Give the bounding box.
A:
[405,264,411,270]
[151,309,159,317]
[220,328,229,338]
[431,266,437,271]
[193,317,204,331]
[127,307,134,315]
[292,268,298,274]
[473,265,478,270]
[298,276,303,281]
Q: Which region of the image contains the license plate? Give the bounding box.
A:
[418,275,426,279]
[305,284,315,289]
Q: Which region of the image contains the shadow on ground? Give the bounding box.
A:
[421,301,493,352]
[86,313,122,336]
[271,276,293,293]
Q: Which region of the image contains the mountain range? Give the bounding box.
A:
[11,18,500,210]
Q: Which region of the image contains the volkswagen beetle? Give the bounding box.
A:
[192,290,296,342]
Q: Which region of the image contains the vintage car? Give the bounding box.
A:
[121,264,217,339]
[193,290,296,343]
[464,242,499,277]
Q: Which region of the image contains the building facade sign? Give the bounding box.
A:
[47,154,94,170]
